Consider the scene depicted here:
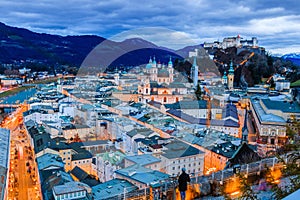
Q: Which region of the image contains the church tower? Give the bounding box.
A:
[167,56,174,83]
[151,56,158,81]
[228,61,234,90]
[191,56,198,87]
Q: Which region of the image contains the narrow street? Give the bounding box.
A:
[1,104,42,200]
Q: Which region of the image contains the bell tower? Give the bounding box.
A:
[228,61,234,90]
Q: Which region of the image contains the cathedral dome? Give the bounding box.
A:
[146,63,152,69]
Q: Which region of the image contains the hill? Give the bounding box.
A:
[0,22,217,74]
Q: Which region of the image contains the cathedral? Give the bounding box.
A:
[138,57,188,104]
[143,56,174,84]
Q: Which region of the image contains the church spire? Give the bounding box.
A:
[193,56,197,67]
[168,56,172,68]
[191,56,198,87]
[229,60,234,75]
[152,56,157,68]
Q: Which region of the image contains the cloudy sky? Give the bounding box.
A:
[1,0,300,55]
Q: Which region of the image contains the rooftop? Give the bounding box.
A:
[53,181,90,195]
[92,179,137,200]
[207,141,241,158]
[127,128,154,138]
[62,124,90,130]
[125,154,161,166]
[167,109,239,127]
[165,100,208,110]
[115,164,169,185]
[262,99,300,113]
[72,151,93,161]
[176,129,240,148]
[162,139,204,159]
[37,153,64,171]
[70,166,88,181]
[251,99,286,123]
[97,150,125,166]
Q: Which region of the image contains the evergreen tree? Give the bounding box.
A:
[195,84,202,100]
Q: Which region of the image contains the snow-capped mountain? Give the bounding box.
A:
[282,53,300,66]
[282,52,300,59]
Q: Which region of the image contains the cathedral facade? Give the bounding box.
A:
[138,57,188,104]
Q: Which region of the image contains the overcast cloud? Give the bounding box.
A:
[0,0,300,54]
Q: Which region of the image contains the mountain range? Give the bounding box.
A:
[281,53,300,66]
[1,21,299,76]
[0,22,201,69]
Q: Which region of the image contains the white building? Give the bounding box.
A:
[275,80,290,91]
[23,110,60,124]
[160,139,205,176]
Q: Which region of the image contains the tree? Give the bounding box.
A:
[237,173,258,200]
[266,153,300,199]
[195,84,202,100]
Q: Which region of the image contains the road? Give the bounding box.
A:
[1,104,42,200]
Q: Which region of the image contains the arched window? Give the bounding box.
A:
[163,97,167,103]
